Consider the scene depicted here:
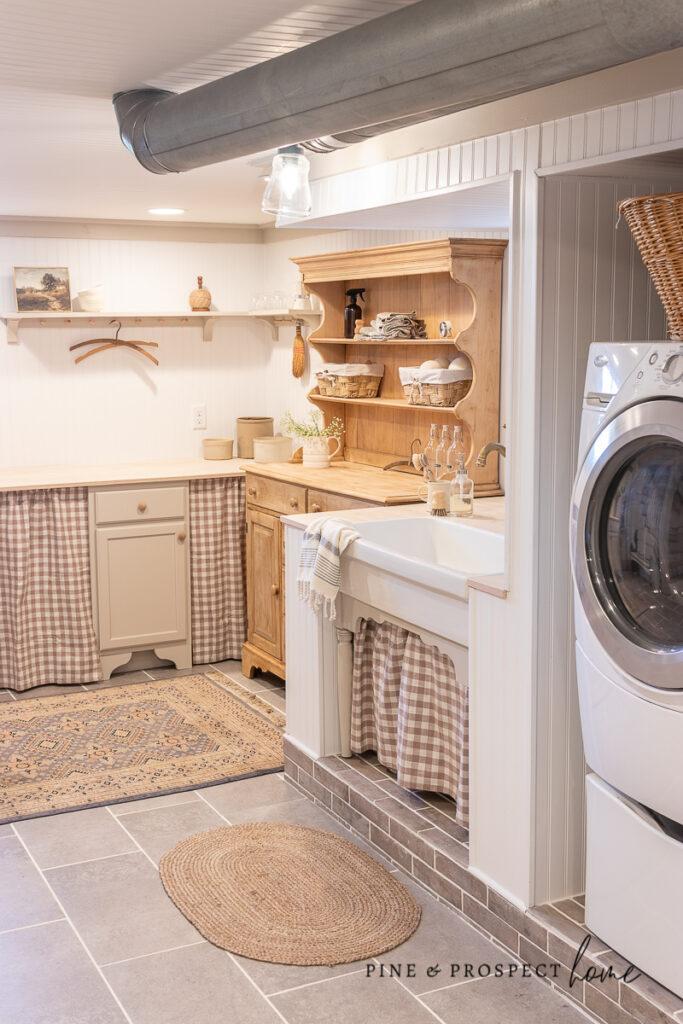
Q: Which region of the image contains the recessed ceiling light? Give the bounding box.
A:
[148,207,186,215]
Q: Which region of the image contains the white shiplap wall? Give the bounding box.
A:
[535,175,668,902]
[306,89,683,222]
[0,228,457,467]
[0,236,270,466]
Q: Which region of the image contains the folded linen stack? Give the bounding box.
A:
[355,311,427,340]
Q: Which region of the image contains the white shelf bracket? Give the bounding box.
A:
[253,317,280,342]
[5,319,20,344]
[202,316,217,342]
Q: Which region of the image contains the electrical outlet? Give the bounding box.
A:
[192,404,207,430]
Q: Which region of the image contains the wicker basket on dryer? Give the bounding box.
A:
[316,363,384,399]
[399,359,472,408]
[618,191,683,338]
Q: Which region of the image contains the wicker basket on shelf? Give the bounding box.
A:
[618,191,683,338]
[399,364,472,408]
[316,363,383,399]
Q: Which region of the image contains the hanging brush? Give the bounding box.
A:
[292,321,306,378]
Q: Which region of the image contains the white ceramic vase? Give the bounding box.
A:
[76,285,105,312]
[301,435,341,469]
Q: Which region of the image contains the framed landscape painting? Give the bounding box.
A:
[14,266,71,312]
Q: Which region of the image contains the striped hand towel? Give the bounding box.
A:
[298,517,359,620]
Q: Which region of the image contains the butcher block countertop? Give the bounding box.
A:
[243,460,423,505]
[0,458,245,492]
[0,456,422,504]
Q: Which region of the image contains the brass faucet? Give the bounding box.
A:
[382,458,417,473]
[383,437,422,473]
[476,441,506,468]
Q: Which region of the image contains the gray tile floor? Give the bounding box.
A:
[1,663,588,1024]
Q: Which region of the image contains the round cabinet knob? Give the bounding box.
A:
[177,531,187,543]
[247,486,257,497]
[137,501,147,513]
[271,583,280,595]
[310,503,321,513]
[289,498,299,509]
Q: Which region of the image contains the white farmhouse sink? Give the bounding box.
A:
[342,515,504,604]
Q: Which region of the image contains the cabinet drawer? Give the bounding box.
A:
[307,489,379,514]
[95,486,186,525]
[245,474,305,515]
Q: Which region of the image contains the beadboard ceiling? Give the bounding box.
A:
[0,0,416,225]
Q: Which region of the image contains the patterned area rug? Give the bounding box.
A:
[0,674,284,824]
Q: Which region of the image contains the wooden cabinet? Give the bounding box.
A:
[242,471,381,681]
[293,237,507,496]
[245,475,305,515]
[90,483,192,679]
[245,507,282,663]
[307,489,377,514]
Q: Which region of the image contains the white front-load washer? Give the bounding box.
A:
[571,341,683,995]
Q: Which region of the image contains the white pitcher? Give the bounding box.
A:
[301,435,342,469]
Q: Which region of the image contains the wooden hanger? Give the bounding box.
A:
[70,320,160,366]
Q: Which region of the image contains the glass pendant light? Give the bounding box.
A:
[261,145,312,219]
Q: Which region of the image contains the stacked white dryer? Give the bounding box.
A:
[571,342,683,996]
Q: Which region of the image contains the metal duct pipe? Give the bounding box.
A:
[114,0,683,174]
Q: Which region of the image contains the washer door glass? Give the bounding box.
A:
[586,439,683,651]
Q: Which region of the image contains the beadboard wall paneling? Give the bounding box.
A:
[0,229,457,468]
[0,235,267,467]
[0,235,263,314]
[306,88,683,222]
[535,176,668,904]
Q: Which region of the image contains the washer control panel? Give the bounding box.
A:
[639,343,683,392]
[662,351,683,384]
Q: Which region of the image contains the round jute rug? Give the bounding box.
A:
[159,822,421,965]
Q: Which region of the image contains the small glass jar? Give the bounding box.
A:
[450,455,474,517]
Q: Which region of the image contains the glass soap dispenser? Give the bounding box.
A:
[450,455,474,517]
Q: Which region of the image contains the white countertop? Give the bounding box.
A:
[0,458,246,491]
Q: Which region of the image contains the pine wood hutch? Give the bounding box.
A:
[242,237,507,681]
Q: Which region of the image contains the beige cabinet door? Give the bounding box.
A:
[96,521,188,651]
[246,507,282,661]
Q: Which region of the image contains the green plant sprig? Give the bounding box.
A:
[282,410,344,439]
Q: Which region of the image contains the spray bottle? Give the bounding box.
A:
[344,288,365,339]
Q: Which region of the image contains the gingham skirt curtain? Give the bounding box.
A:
[350,618,469,827]
[0,488,101,691]
[189,477,247,664]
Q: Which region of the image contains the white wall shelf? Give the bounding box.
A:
[1,308,321,344]
[248,308,321,340]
